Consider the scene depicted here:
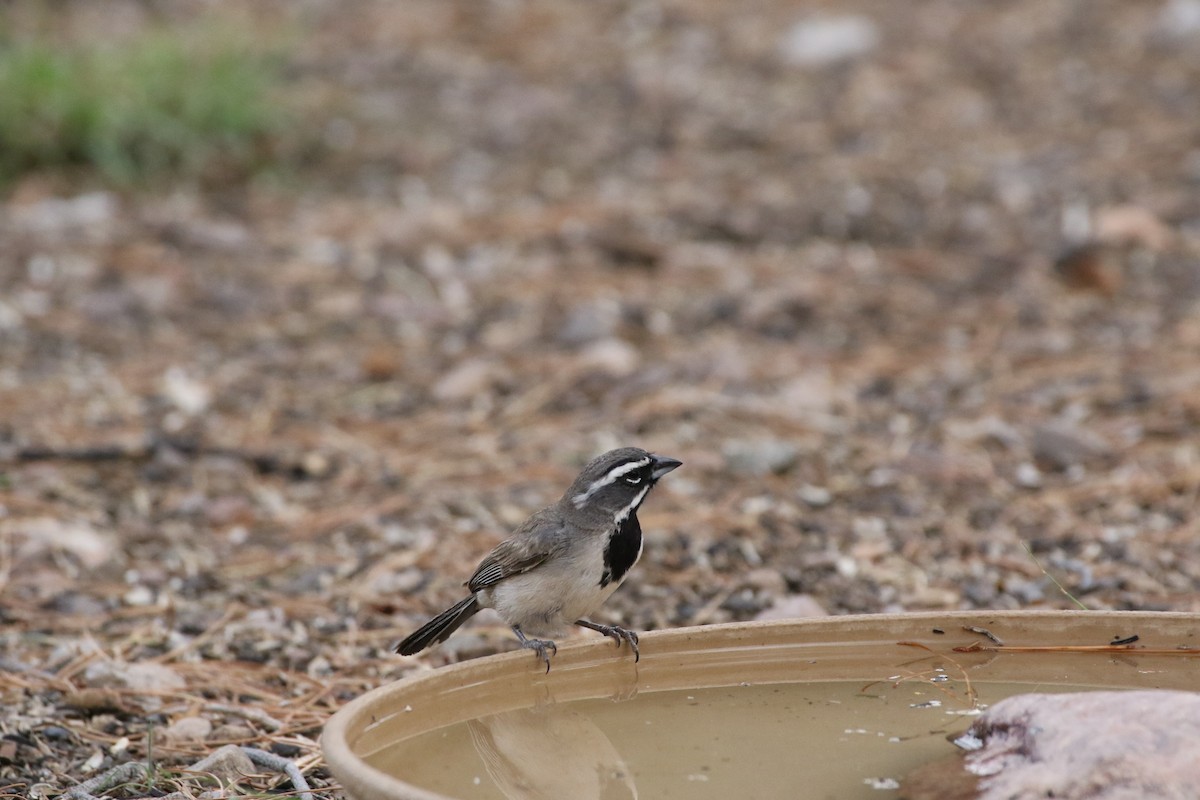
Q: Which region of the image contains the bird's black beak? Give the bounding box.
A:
[650,454,682,480]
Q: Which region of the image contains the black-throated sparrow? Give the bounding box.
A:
[396,447,682,671]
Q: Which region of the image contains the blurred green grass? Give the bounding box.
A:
[0,22,291,186]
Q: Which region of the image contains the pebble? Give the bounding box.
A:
[1157,0,1200,36]
[742,567,788,595]
[372,566,425,595]
[122,585,155,607]
[188,744,255,784]
[18,519,115,570]
[433,358,499,400]
[754,594,829,621]
[797,484,832,507]
[166,218,252,252]
[306,655,333,678]
[164,716,212,743]
[84,661,185,692]
[161,367,211,416]
[1031,422,1112,471]
[577,338,640,377]
[210,723,254,741]
[301,451,332,478]
[11,192,117,234]
[1014,462,1043,489]
[557,299,620,345]
[1003,576,1046,604]
[779,15,881,66]
[722,439,799,476]
[270,741,302,758]
[721,588,767,615]
[41,725,73,741]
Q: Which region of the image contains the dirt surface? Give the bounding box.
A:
[3,1,1200,797]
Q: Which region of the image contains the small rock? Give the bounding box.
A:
[189,744,255,785]
[85,661,185,693]
[306,655,333,678]
[161,367,211,416]
[123,585,155,607]
[902,447,992,486]
[1031,422,1112,471]
[592,230,664,268]
[82,750,104,772]
[438,631,496,662]
[16,519,115,570]
[40,726,73,741]
[722,439,799,476]
[779,15,881,66]
[166,218,252,252]
[164,716,212,743]
[1014,462,1043,489]
[962,578,999,606]
[44,591,108,616]
[778,370,838,414]
[301,451,332,478]
[754,594,828,621]
[1094,205,1174,251]
[577,338,640,377]
[742,567,787,595]
[557,300,621,346]
[210,723,255,742]
[11,192,117,234]
[852,516,887,540]
[1000,576,1045,604]
[361,346,402,381]
[1053,242,1121,296]
[1157,0,1200,37]
[61,689,130,713]
[739,495,776,517]
[372,566,426,595]
[797,484,832,507]
[269,741,302,758]
[433,358,499,401]
[0,298,22,330]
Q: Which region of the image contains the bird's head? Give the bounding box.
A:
[563,447,682,524]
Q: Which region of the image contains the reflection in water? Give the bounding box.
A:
[468,704,638,800]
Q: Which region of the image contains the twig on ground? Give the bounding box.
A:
[242,747,314,800]
[64,762,146,800]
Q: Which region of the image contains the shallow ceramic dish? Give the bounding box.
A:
[322,610,1200,800]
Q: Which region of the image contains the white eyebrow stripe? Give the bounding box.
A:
[572,457,651,508]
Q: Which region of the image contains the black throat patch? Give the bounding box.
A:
[600,513,642,588]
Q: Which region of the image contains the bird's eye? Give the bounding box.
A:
[624,475,642,485]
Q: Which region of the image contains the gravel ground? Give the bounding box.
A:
[2,1,1199,797]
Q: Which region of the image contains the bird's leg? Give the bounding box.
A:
[575,619,640,662]
[511,626,557,673]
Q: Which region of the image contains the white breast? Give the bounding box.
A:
[479,529,625,639]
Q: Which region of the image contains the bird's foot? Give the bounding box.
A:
[576,620,640,662]
[512,627,558,673]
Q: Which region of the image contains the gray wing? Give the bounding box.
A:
[467,508,563,593]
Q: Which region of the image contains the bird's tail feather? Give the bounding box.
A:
[396,595,480,655]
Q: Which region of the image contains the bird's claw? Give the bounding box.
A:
[583,622,640,662]
[512,627,558,672]
[524,638,557,673]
